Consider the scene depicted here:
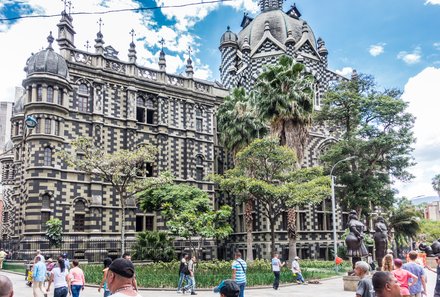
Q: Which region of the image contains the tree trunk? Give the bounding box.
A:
[244,197,254,262]
[287,208,298,261]
[284,119,310,165]
[270,217,276,253]
[270,119,285,144]
[121,199,126,255]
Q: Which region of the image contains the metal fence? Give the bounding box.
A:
[0,236,136,263]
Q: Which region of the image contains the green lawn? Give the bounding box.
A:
[2,262,26,274]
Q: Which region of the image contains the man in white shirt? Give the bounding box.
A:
[271,253,285,290]
[291,256,306,284]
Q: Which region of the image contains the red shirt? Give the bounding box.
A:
[392,268,412,296]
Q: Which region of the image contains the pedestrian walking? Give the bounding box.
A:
[98,258,112,297]
[382,254,394,272]
[68,260,85,297]
[122,252,138,291]
[214,279,240,297]
[402,251,426,297]
[392,258,418,297]
[36,250,45,262]
[0,275,14,297]
[354,261,374,297]
[271,252,285,290]
[183,255,197,295]
[177,253,190,294]
[291,256,307,284]
[425,255,440,297]
[231,251,247,297]
[46,258,70,297]
[372,271,402,297]
[0,249,7,269]
[106,258,142,297]
[32,256,48,297]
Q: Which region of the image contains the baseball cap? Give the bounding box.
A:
[109,258,135,278]
[213,279,240,297]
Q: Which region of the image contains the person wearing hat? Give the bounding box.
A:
[291,256,307,284]
[213,279,240,297]
[106,258,141,297]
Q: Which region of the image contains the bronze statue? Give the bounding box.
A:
[345,210,369,268]
[431,239,440,256]
[373,216,388,270]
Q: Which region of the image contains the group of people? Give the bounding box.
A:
[29,250,85,297]
[354,251,440,297]
[271,253,306,290]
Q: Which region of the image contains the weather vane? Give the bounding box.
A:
[159,38,165,51]
[129,29,136,43]
[97,18,104,32]
[85,40,90,52]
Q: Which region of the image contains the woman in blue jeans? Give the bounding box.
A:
[47,257,70,297]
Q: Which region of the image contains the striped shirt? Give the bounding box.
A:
[232,258,247,284]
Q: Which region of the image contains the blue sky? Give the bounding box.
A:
[1,0,439,199]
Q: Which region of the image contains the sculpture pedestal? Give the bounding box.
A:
[343,275,360,291]
[426,256,437,268]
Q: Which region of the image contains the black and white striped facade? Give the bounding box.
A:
[219,1,351,260]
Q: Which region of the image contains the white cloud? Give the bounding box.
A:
[369,43,385,56]
[335,67,354,77]
[434,42,440,50]
[425,0,440,4]
[0,0,219,101]
[395,67,440,198]
[155,0,258,31]
[397,47,422,64]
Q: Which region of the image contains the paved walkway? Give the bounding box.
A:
[0,269,437,297]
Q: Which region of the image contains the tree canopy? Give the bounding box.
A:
[432,174,440,196]
[210,138,331,252]
[138,183,233,254]
[318,74,416,214]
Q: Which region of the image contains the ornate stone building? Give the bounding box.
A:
[1,1,349,261]
[218,1,347,260]
[0,9,227,259]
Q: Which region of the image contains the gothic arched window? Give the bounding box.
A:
[195,107,203,132]
[74,200,86,231]
[37,85,43,101]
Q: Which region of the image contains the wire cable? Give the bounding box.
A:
[0,0,234,22]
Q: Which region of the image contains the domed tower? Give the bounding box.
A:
[13,31,71,241]
[219,1,343,102]
[219,26,239,89]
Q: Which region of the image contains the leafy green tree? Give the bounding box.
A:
[388,198,422,253]
[253,55,316,260]
[318,74,416,215]
[46,218,63,248]
[138,184,233,257]
[58,137,173,254]
[419,219,440,243]
[210,138,330,253]
[132,231,175,262]
[432,174,440,196]
[217,87,267,261]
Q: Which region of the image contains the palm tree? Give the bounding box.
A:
[388,198,422,255]
[217,87,266,261]
[253,55,315,261]
[432,174,440,197]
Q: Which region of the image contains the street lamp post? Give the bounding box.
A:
[330,156,356,271]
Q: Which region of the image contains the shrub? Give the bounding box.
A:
[81,259,349,288]
[131,231,175,262]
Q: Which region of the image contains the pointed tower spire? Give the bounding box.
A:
[57,0,76,50]
[185,46,194,78]
[94,18,105,54]
[158,38,166,71]
[128,29,137,63]
[259,0,284,12]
